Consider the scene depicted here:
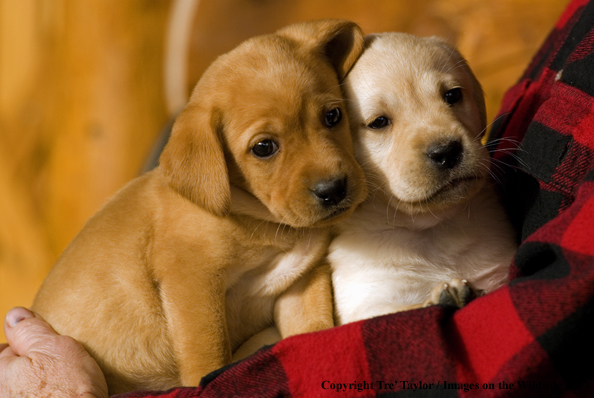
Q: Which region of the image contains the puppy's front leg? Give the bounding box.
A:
[158,260,231,387]
[274,264,334,338]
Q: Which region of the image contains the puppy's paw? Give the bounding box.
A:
[425,278,481,309]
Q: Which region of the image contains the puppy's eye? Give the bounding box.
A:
[251,140,279,158]
[444,88,463,105]
[368,116,391,129]
[324,108,342,128]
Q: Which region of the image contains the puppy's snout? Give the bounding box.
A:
[311,177,348,207]
[426,140,464,170]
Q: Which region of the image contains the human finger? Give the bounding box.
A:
[4,307,58,357]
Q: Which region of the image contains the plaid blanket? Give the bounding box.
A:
[116,0,594,396]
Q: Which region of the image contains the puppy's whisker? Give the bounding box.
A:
[490,137,523,146]
[484,136,522,149]
[306,229,315,251]
[424,198,442,222]
[487,145,528,161]
[409,206,417,224]
[486,161,503,176]
[480,162,503,185]
[489,156,514,168]
[274,215,289,242]
[388,195,403,228]
[366,181,389,195]
[430,44,444,72]
[476,113,512,143]
[442,58,469,76]
[489,156,527,173]
[321,83,343,97]
[485,133,530,170]
[250,217,273,241]
[484,142,525,156]
[393,197,404,228]
[488,147,523,155]
[502,152,530,170]
[386,195,394,224]
[485,134,521,145]
[481,158,501,175]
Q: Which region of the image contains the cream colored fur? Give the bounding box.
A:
[330,33,517,325]
[32,20,367,394]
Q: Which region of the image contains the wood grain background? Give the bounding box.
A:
[0,0,568,340]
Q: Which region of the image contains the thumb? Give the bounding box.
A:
[4,307,58,357]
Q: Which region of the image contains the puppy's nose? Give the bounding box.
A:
[426,140,464,170]
[311,177,348,207]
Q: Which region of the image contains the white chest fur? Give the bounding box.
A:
[225,227,329,349]
[329,186,516,325]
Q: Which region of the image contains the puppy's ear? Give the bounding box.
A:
[159,104,230,217]
[277,19,364,80]
[430,37,487,131]
[470,70,487,135]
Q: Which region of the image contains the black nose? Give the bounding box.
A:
[426,140,464,170]
[311,177,348,207]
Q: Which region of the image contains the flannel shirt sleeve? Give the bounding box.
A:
[115,0,594,396]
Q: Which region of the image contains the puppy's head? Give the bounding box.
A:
[344,33,488,216]
[159,20,366,227]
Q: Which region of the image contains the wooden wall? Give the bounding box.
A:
[0,0,568,340]
[0,0,171,339]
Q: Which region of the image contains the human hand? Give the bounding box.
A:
[0,307,108,398]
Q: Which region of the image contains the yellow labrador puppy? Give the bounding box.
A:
[32,20,367,394]
[330,33,517,325]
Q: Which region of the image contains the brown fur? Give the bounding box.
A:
[32,20,366,394]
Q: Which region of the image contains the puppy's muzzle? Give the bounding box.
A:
[311,176,348,207]
[426,139,463,170]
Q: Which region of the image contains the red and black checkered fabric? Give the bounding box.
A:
[115,0,594,396]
